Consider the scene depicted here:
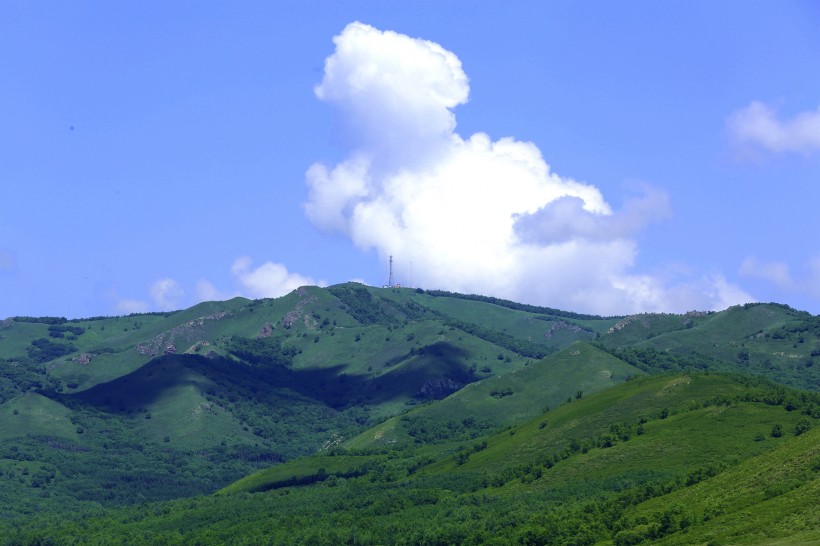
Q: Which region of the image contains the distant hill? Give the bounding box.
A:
[598,302,819,390]
[0,286,817,542]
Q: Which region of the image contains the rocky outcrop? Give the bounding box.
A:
[418,378,462,398]
[135,311,232,357]
[544,320,584,338]
[72,353,93,365]
[282,291,318,328]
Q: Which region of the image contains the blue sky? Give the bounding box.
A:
[2,1,819,318]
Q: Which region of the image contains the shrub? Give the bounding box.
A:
[794,418,810,436]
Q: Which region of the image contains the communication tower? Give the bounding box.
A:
[388,255,394,288]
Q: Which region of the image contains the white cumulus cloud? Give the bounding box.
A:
[314,21,468,169]
[230,257,322,299]
[728,101,820,155]
[304,22,749,314]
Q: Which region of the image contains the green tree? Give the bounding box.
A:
[793,418,810,436]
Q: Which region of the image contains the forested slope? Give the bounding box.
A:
[0,286,818,542]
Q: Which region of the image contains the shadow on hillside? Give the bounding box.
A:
[56,342,479,413]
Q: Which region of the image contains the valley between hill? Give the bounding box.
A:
[0,285,817,544]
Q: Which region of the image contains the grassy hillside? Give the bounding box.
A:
[1,287,818,537]
[599,303,819,390]
[347,341,642,449]
[4,372,816,545]
[620,427,820,545]
[0,392,75,440]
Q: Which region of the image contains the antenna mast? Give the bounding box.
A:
[388,255,394,288]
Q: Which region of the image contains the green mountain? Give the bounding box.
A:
[598,303,819,390]
[347,341,642,449]
[0,286,818,543]
[5,372,816,545]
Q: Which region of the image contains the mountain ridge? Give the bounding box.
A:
[0,285,817,543]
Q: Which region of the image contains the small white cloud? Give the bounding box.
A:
[111,259,318,314]
[194,258,322,304]
[149,278,184,311]
[107,278,183,314]
[728,101,820,155]
[739,256,795,290]
[231,257,322,299]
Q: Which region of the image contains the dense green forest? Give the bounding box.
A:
[0,285,818,543]
[3,373,817,545]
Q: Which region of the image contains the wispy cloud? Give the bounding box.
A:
[149,278,184,311]
[739,256,795,290]
[740,255,820,307]
[728,101,820,156]
[304,22,750,314]
[114,297,150,315]
[195,279,230,302]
